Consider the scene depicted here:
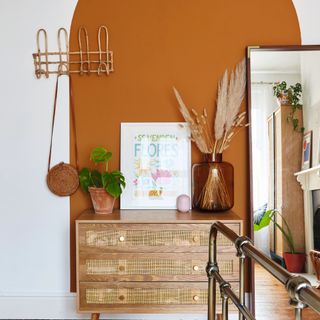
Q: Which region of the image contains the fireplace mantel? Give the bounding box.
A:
[295,165,320,273]
[295,165,320,190]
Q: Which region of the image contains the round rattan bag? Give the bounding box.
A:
[46,76,79,197]
[47,162,79,196]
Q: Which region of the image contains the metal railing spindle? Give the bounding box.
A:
[207,221,320,320]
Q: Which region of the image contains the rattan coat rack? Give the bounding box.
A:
[32,25,114,78]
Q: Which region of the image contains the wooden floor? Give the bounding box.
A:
[255,264,320,319]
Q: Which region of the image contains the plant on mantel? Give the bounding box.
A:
[272,81,304,132]
[79,147,126,214]
[173,59,248,211]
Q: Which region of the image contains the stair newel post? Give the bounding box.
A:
[207,225,218,320]
[235,236,252,320]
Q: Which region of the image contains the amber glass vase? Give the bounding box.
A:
[192,153,234,211]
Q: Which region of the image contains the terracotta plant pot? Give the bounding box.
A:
[310,250,320,281]
[283,252,306,273]
[277,92,290,106]
[89,187,115,214]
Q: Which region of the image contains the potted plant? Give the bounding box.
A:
[273,81,290,105]
[79,147,126,214]
[254,209,306,273]
[272,81,303,132]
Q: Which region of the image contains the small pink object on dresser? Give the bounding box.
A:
[176,194,191,212]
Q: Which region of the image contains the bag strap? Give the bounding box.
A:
[69,76,79,171]
[48,75,79,172]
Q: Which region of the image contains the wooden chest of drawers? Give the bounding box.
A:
[76,209,242,316]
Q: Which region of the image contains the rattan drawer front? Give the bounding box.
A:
[78,282,239,313]
[87,287,207,305]
[78,223,240,253]
[79,253,238,281]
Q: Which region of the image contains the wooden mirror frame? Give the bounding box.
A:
[246,44,320,315]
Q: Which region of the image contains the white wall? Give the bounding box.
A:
[293,0,320,45]
[0,0,77,318]
[293,0,320,167]
[250,72,301,210]
[300,52,320,166]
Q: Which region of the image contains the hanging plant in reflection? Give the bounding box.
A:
[173,59,248,211]
[272,81,304,132]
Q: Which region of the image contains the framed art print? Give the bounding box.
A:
[120,122,191,209]
[302,130,312,170]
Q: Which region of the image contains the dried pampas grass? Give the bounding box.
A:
[225,59,246,132]
[173,87,213,154]
[173,58,248,156]
[174,59,247,211]
[215,69,228,141]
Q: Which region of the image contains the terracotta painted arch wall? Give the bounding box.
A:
[69,0,301,291]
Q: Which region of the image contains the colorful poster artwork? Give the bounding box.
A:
[120,123,191,209]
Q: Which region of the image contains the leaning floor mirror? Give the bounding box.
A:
[248,46,320,282]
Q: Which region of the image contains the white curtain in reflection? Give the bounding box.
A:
[251,83,277,211]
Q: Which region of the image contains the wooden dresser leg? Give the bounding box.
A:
[91,313,100,320]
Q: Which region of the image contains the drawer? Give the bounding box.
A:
[79,252,239,282]
[78,223,240,253]
[78,281,239,313]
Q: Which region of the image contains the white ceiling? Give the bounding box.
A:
[250,51,301,74]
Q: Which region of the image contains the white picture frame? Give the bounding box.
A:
[120,122,191,209]
[302,130,312,170]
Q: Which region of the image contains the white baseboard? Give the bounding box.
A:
[0,293,206,319]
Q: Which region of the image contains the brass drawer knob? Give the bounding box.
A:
[119,236,125,242]
[193,265,199,271]
[119,265,125,271]
[119,295,125,301]
[193,236,199,242]
[193,295,199,301]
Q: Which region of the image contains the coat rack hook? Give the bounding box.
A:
[57,28,69,75]
[33,25,114,78]
[78,26,91,75]
[98,25,110,75]
[36,29,49,78]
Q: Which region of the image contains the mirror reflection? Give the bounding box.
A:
[249,49,320,277]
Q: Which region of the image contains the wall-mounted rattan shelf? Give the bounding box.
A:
[32,26,114,78]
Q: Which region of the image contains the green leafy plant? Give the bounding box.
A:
[79,147,126,198]
[272,81,303,132]
[272,81,287,97]
[254,209,296,254]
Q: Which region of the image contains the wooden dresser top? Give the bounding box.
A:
[76,209,241,224]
